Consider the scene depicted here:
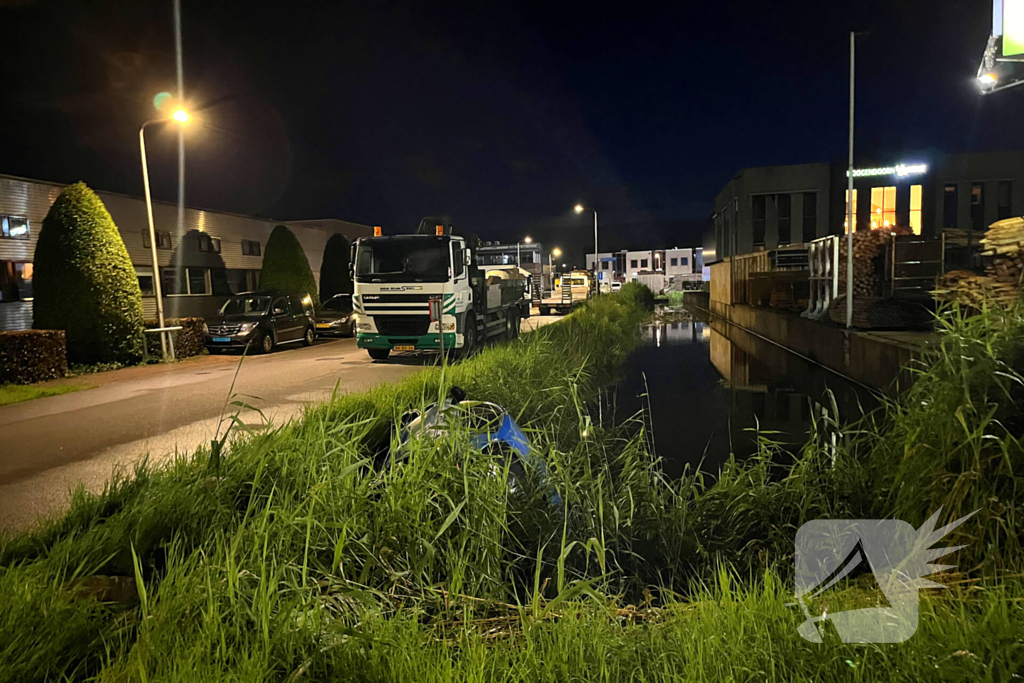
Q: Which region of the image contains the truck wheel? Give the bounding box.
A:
[459,313,477,359]
[539,306,550,316]
[368,348,390,361]
[508,310,520,340]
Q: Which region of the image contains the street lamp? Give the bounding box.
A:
[517,235,533,268]
[140,107,191,359]
[574,203,599,294]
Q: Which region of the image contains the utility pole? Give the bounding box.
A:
[846,31,855,329]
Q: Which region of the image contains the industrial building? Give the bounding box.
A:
[585,246,704,292]
[704,151,1024,264]
[0,174,371,331]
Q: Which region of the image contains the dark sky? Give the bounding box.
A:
[2,0,1022,266]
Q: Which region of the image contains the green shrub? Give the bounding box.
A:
[0,330,67,384]
[319,233,352,301]
[32,183,145,365]
[260,225,319,306]
[144,318,206,360]
[618,281,655,311]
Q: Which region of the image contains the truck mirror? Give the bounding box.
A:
[465,249,473,266]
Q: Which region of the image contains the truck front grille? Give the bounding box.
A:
[374,315,430,337]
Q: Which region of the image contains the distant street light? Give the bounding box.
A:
[517,235,533,268]
[574,204,599,294]
[140,107,191,359]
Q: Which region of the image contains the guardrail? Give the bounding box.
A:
[143,326,183,362]
[802,235,840,320]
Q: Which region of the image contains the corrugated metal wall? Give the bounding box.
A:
[0,174,371,330]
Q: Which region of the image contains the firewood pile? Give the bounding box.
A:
[933,218,1024,307]
[837,225,913,298]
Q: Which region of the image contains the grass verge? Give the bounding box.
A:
[0,295,1022,681]
[0,382,90,407]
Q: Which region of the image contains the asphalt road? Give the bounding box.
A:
[0,314,560,532]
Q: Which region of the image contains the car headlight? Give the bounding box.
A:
[332,317,348,326]
[239,322,256,333]
[202,322,209,334]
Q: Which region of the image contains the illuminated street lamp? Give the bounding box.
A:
[574,203,600,294]
[140,107,191,359]
[517,235,533,268]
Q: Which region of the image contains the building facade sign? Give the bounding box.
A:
[848,164,928,179]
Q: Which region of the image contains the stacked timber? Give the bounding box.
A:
[838,225,913,298]
[934,217,1024,307]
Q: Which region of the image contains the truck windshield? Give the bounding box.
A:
[355,236,450,283]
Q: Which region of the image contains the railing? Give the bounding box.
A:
[802,235,840,320]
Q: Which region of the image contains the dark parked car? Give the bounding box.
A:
[314,294,355,337]
[204,291,315,354]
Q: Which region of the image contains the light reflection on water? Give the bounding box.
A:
[610,310,874,480]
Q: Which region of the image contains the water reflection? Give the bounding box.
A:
[609,311,874,480]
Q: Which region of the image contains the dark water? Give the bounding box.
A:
[607,310,877,480]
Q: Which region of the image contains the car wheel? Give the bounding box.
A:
[257,331,274,354]
[346,320,356,337]
[303,326,314,346]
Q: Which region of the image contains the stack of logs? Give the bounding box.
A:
[933,217,1024,307]
[837,225,913,298]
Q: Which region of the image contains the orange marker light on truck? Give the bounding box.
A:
[436,224,444,236]
[373,226,382,236]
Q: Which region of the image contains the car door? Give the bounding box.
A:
[271,296,293,341]
[288,296,308,339]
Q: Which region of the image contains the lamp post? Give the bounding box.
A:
[140,108,190,359]
[517,235,532,268]
[549,247,561,294]
[575,204,599,294]
[845,32,855,329]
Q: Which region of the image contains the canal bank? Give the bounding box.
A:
[682,290,931,391]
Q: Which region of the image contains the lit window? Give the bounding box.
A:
[909,185,923,235]
[1,216,30,240]
[869,186,896,229]
[844,190,858,232]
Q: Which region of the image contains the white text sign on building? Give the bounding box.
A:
[847,164,928,179]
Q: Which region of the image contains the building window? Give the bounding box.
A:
[777,194,792,245]
[198,233,221,253]
[0,261,33,301]
[242,239,261,256]
[640,259,648,269]
[680,256,688,266]
[162,267,210,296]
[910,185,923,235]
[998,181,1013,220]
[971,183,985,231]
[602,261,610,270]
[630,259,638,268]
[670,257,678,267]
[869,186,896,229]
[142,230,172,249]
[802,192,817,242]
[752,195,766,246]
[136,266,155,297]
[226,269,260,293]
[844,189,858,232]
[943,184,958,228]
[1,216,30,240]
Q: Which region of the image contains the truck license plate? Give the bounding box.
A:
[395,345,415,351]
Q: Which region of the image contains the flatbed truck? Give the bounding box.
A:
[352,216,529,360]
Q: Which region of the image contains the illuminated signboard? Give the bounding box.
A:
[847,163,928,179]
[1006,0,1024,57]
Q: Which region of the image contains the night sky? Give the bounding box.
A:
[2,0,1022,266]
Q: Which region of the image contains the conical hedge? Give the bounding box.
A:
[33,182,145,365]
[319,232,352,301]
[260,224,319,305]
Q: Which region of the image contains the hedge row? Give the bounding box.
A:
[144,318,205,360]
[0,330,68,385]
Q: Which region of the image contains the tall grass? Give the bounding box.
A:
[1,296,1022,681]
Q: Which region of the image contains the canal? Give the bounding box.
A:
[609,308,877,480]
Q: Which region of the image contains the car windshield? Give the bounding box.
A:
[219,295,271,316]
[355,236,450,283]
[319,296,351,313]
